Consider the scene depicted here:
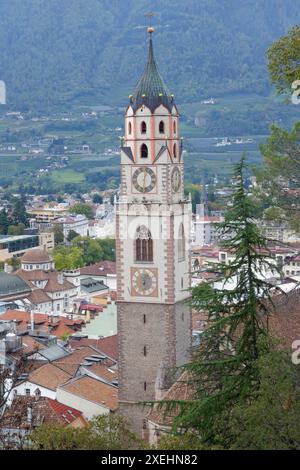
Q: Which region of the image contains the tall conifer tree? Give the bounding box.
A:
[164,157,280,444]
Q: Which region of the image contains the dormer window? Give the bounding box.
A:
[141,143,148,159]
[159,121,165,134]
[141,121,147,134]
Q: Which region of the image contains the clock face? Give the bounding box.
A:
[132,166,156,193]
[171,166,181,192]
[131,268,158,296]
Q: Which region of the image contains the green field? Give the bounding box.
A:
[51,169,85,184]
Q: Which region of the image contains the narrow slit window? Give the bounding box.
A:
[159,121,165,134]
[141,121,147,134]
[141,143,148,159]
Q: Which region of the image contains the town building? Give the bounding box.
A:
[53,214,89,240]
[27,202,70,225]
[56,376,118,419]
[79,261,116,291]
[15,249,79,314]
[0,233,53,263]
[116,28,192,436]
[192,214,222,247]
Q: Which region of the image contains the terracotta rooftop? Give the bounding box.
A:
[21,249,51,264]
[53,346,110,376]
[0,396,86,429]
[27,363,72,391]
[27,289,51,304]
[265,290,300,348]
[59,375,118,411]
[1,310,84,339]
[80,261,116,277]
[81,363,118,384]
[69,335,118,361]
[16,269,75,293]
[148,372,196,426]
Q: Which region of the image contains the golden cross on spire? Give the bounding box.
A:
[144,11,156,34]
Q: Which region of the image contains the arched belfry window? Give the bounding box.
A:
[159,121,165,134]
[141,143,148,159]
[135,226,153,262]
[173,143,177,159]
[178,223,185,261]
[128,122,132,135]
[173,120,176,133]
[141,121,147,134]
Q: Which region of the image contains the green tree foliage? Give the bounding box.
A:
[0,1,299,110]
[161,158,278,445]
[72,237,103,265]
[71,203,94,219]
[255,25,300,231]
[53,245,84,271]
[53,224,64,245]
[226,346,300,450]
[7,223,26,236]
[184,182,201,213]
[158,345,300,450]
[30,415,144,450]
[6,256,21,271]
[158,432,212,450]
[11,196,28,226]
[0,210,9,235]
[52,237,115,270]
[256,122,300,230]
[100,238,116,262]
[92,193,103,204]
[67,229,79,242]
[267,25,300,95]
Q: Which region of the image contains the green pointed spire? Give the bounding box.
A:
[131,31,174,112]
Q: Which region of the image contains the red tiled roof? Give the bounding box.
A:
[28,363,71,390]
[80,261,116,277]
[0,396,86,429]
[47,398,82,425]
[27,289,51,304]
[21,249,51,263]
[53,346,101,375]
[69,335,118,361]
[2,310,84,338]
[59,375,118,411]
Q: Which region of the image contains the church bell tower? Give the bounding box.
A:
[116,27,192,436]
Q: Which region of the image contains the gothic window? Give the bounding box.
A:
[135,225,153,262]
[159,120,165,134]
[141,121,147,134]
[173,143,177,158]
[141,143,148,159]
[128,121,132,135]
[178,223,185,261]
[173,120,176,133]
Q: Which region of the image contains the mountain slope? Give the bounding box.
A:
[0,0,299,111]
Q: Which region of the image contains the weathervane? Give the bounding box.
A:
[145,11,156,34]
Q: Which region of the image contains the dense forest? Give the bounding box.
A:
[0,0,300,111]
